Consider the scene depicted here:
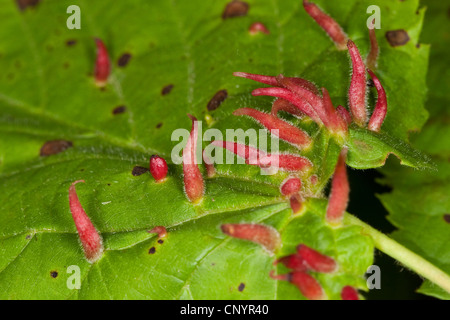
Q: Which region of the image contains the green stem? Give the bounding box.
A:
[345,213,450,294]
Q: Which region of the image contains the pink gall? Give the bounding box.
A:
[68,180,103,263]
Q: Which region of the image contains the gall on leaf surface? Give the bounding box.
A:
[0,0,430,299]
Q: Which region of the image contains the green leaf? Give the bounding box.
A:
[347,126,433,169]
[378,0,450,299]
[0,0,429,299]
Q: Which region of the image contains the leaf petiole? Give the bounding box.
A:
[345,214,450,294]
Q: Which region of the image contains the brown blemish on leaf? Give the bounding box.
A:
[443,214,450,224]
[66,39,77,47]
[157,239,164,244]
[112,105,127,115]
[50,271,58,278]
[117,53,132,67]
[25,235,31,240]
[16,0,40,11]
[352,139,373,153]
[207,89,228,111]
[238,283,245,292]
[40,140,73,157]
[63,62,70,69]
[385,30,410,47]
[161,84,174,96]
[222,1,249,19]
[148,247,156,254]
[132,166,148,176]
[156,122,163,129]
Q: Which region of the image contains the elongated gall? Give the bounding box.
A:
[296,244,337,273]
[211,141,312,172]
[367,69,388,132]
[183,115,204,203]
[233,108,311,148]
[94,38,110,87]
[221,223,281,252]
[326,148,349,225]
[336,105,352,125]
[303,0,348,50]
[202,149,216,178]
[271,98,305,118]
[274,254,308,272]
[290,271,325,300]
[347,40,368,126]
[341,286,359,300]
[68,180,103,263]
[289,194,303,214]
[367,19,379,70]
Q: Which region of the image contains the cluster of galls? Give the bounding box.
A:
[68,0,388,300]
[271,244,358,300]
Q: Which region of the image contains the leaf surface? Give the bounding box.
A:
[0,0,429,299]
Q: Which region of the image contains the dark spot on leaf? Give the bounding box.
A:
[66,39,77,47]
[46,44,54,52]
[416,43,421,48]
[444,214,450,224]
[63,62,70,69]
[157,239,164,244]
[50,271,58,278]
[238,283,245,292]
[40,140,73,157]
[132,166,148,176]
[117,53,132,67]
[16,0,40,11]
[25,235,31,240]
[112,105,127,115]
[207,89,228,111]
[80,168,85,172]
[385,30,410,47]
[156,122,163,129]
[100,87,106,92]
[211,263,216,266]
[161,84,174,96]
[148,247,156,254]
[222,1,249,19]
[107,183,111,186]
